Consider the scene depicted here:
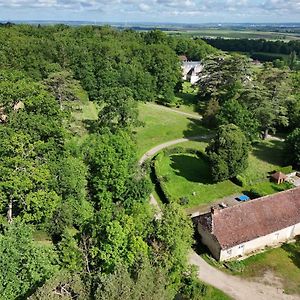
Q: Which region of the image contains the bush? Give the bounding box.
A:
[179,197,189,206]
[180,275,208,300]
[232,175,248,187]
[275,165,293,174]
[224,260,245,273]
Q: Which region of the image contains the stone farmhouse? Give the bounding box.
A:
[197,187,300,261]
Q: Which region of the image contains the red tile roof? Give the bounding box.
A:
[198,187,300,249]
[271,171,287,181]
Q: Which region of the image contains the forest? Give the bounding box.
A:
[0,24,300,300]
[203,37,300,65]
[0,25,219,300]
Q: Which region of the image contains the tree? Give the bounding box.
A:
[240,66,292,139]
[95,262,170,300]
[202,98,220,128]
[43,70,82,110]
[28,271,88,300]
[206,124,249,182]
[0,222,58,299]
[198,54,251,103]
[285,128,300,168]
[153,203,193,297]
[216,99,259,140]
[97,87,138,132]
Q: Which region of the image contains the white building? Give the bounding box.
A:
[197,187,300,261]
[182,61,203,84]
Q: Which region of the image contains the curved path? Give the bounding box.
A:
[139,135,208,218]
[139,133,299,300]
[189,251,299,300]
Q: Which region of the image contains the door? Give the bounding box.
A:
[237,244,245,256]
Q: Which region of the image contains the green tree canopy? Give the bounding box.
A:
[206,124,249,182]
[216,99,259,140]
[0,222,58,299]
[285,128,300,168]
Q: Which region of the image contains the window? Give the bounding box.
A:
[227,249,232,255]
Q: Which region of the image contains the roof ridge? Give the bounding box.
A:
[213,186,300,215]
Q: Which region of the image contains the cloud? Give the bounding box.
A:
[0,0,299,20]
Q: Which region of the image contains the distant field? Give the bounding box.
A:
[167,29,300,41]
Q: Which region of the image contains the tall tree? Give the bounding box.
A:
[216,99,259,140]
[206,124,249,182]
[0,222,58,299]
[198,54,251,103]
[285,128,300,168]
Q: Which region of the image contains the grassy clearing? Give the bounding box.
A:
[202,285,232,300]
[155,151,243,208]
[248,181,293,197]
[135,102,210,158]
[173,82,199,114]
[237,240,300,295]
[240,140,286,185]
[154,139,289,208]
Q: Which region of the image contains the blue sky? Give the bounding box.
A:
[0,0,299,23]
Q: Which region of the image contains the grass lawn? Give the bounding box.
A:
[202,285,232,300]
[240,140,287,185]
[155,151,243,208]
[173,82,199,114]
[135,102,211,158]
[154,139,290,208]
[236,240,300,295]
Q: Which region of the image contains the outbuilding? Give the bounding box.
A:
[271,171,287,184]
[197,187,300,261]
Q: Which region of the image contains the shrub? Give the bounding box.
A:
[275,165,293,174]
[233,175,248,187]
[179,197,189,206]
[225,260,245,273]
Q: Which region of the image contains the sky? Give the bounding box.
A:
[0,0,300,24]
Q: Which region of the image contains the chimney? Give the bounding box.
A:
[211,206,220,215]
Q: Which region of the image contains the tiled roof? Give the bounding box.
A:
[271,171,287,181]
[198,187,300,249]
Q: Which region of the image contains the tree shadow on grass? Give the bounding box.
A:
[170,154,212,184]
[282,238,300,269]
[251,140,285,166]
[183,118,213,139]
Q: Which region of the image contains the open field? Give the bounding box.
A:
[135,102,210,158]
[167,29,300,41]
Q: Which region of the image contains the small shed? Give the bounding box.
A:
[271,172,287,184]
